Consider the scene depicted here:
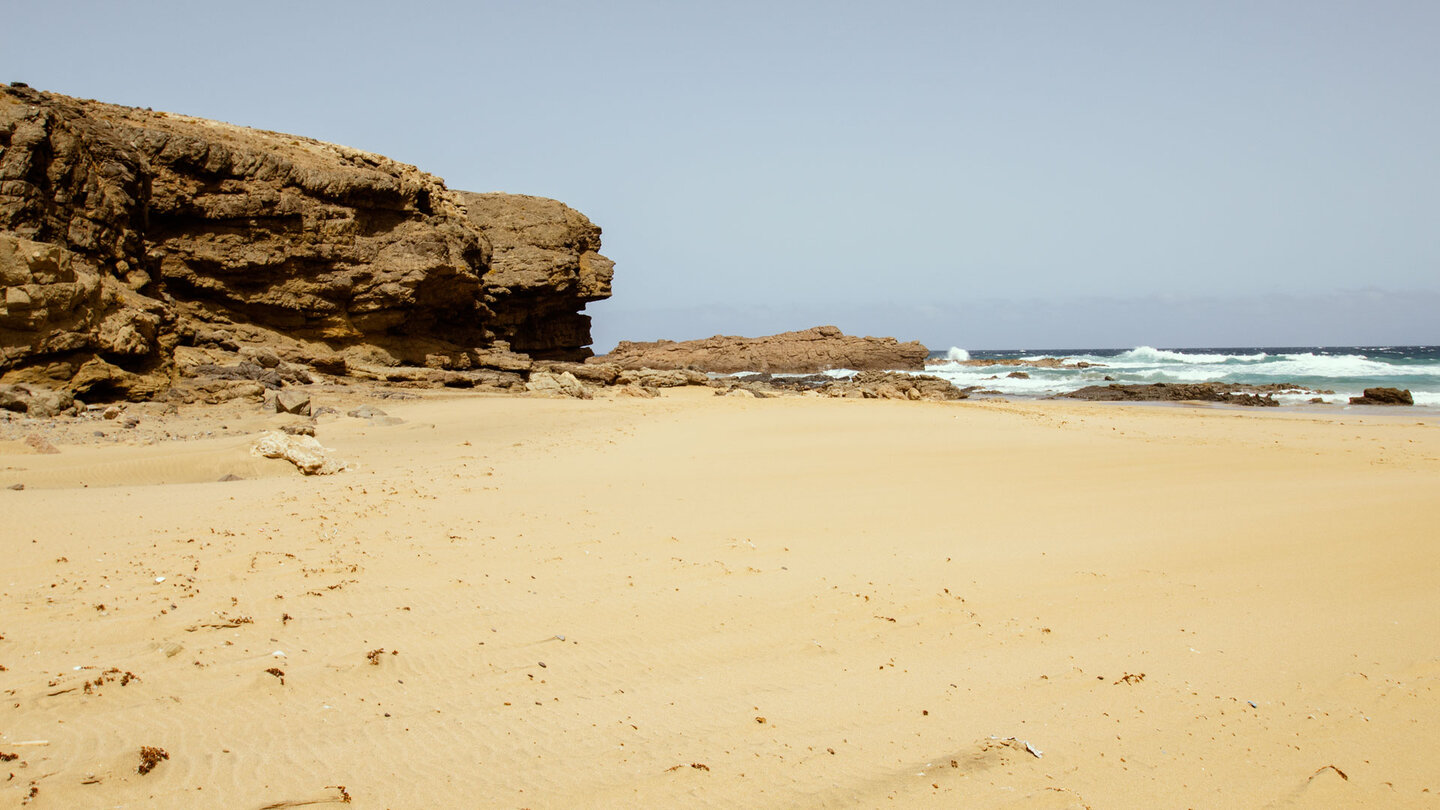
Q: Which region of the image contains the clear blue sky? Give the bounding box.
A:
[5,1,1437,350]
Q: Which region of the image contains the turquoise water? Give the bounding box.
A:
[920,346,1440,407]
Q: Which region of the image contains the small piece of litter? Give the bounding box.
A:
[992,736,1043,758]
[154,577,166,583]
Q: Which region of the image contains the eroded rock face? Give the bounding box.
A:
[0,85,612,396]
[596,326,929,373]
[457,193,613,361]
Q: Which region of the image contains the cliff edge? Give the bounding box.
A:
[0,84,611,398]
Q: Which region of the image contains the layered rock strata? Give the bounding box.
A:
[456,193,613,360]
[595,326,928,373]
[0,84,611,399]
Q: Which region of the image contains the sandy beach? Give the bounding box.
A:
[2,390,1438,808]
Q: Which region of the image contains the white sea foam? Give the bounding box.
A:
[945,347,970,362]
[1114,346,1266,365]
[1259,353,1412,378]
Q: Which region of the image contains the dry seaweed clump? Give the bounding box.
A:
[137,745,168,775]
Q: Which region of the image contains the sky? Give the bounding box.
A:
[4,0,1437,350]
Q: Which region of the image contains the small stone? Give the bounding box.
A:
[103,405,123,420]
[7,483,23,491]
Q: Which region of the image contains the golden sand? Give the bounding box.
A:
[2,390,1438,808]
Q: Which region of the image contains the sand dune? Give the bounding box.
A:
[1,391,1437,807]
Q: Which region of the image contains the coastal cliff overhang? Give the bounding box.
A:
[0,84,613,395]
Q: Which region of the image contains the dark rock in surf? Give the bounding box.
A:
[1348,387,1413,406]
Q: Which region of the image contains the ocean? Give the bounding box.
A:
[917,346,1440,408]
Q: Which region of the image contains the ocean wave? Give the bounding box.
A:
[1114,346,1267,365]
[945,347,970,362]
[1260,353,1423,378]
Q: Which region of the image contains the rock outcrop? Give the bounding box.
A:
[0,84,612,398]
[1063,383,1285,406]
[935,356,1103,370]
[456,193,613,361]
[1349,387,1413,406]
[596,326,928,374]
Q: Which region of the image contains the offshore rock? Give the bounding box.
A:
[597,326,928,374]
[0,85,612,397]
[1063,383,1281,406]
[1349,387,1413,406]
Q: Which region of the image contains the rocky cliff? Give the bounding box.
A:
[595,326,929,374]
[0,84,611,398]
[456,192,612,361]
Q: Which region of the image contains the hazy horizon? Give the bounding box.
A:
[5,1,1436,353]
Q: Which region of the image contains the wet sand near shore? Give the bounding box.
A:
[2,389,1438,808]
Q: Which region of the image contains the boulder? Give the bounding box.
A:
[615,368,710,388]
[271,390,312,416]
[251,431,346,475]
[525,370,591,399]
[615,383,659,398]
[0,383,73,416]
[1348,387,1413,406]
[595,326,928,373]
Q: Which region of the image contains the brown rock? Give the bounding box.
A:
[456,193,614,361]
[1,85,613,398]
[525,370,592,399]
[597,326,928,374]
[271,390,312,416]
[820,371,966,401]
[1064,383,1280,406]
[1348,387,1413,406]
[615,383,659,398]
[615,368,710,388]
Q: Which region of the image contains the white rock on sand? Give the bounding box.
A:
[250,430,346,475]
